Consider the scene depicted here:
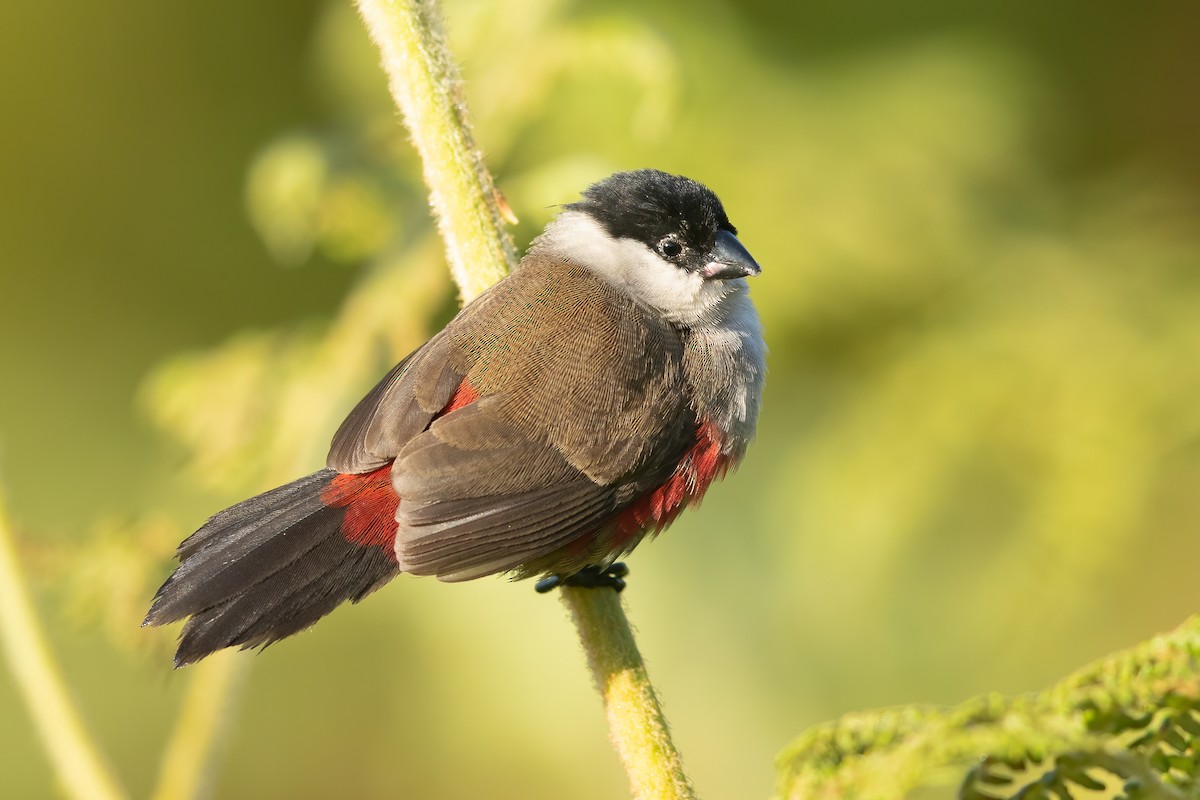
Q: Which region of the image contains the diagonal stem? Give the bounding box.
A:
[561,587,697,800]
[353,0,518,302]
[353,2,697,796]
[149,652,248,800]
[0,483,127,800]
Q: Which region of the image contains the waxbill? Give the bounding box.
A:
[145,169,765,667]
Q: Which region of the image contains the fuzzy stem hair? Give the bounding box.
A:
[353,0,518,301]
[353,0,696,795]
[562,587,698,800]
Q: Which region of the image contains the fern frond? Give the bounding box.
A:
[775,616,1200,799]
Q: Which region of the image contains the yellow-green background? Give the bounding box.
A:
[3,1,1199,797]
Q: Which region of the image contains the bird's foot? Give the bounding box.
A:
[535,562,629,594]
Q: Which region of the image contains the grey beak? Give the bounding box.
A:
[701,229,762,281]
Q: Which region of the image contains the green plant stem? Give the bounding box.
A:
[354,3,695,796]
[353,0,518,301]
[0,485,127,800]
[561,587,697,800]
[150,653,248,800]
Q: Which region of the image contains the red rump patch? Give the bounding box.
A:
[321,467,400,554]
[320,379,480,557]
[614,419,732,543]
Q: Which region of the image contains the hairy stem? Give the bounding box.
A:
[561,587,696,800]
[353,1,696,796]
[150,653,248,800]
[354,0,518,301]
[0,484,127,800]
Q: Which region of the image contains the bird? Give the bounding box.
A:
[144,169,766,667]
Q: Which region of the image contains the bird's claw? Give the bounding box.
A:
[535,562,629,594]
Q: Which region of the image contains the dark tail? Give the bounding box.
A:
[144,468,400,667]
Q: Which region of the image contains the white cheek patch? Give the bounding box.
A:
[620,242,711,324]
[533,211,734,325]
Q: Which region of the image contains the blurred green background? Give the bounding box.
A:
[3,0,1199,798]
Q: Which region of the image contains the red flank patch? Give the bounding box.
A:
[441,379,479,415]
[613,419,731,543]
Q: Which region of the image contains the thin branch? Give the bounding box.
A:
[354,0,518,301]
[561,587,697,800]
[0,482,127,800]
[150,653,248,800]
[353,2,697,796]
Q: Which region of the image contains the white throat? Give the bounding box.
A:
[531,211,741,327]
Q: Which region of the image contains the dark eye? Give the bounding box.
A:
[658,238,683,259]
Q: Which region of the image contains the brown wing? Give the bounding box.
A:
[446,256,692,484]
[390,399,624,580]
[327,257,695,580]
[326,282,518,473]
[326,336,464,473]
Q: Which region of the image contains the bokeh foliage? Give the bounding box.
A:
[2,0,1199,798]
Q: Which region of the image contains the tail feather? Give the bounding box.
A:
[145,468,401,667]
[173,530,395,667]
[176,471,332,560]
[150,502,332,626]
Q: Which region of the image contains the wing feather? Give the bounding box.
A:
[324,259,699,580]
